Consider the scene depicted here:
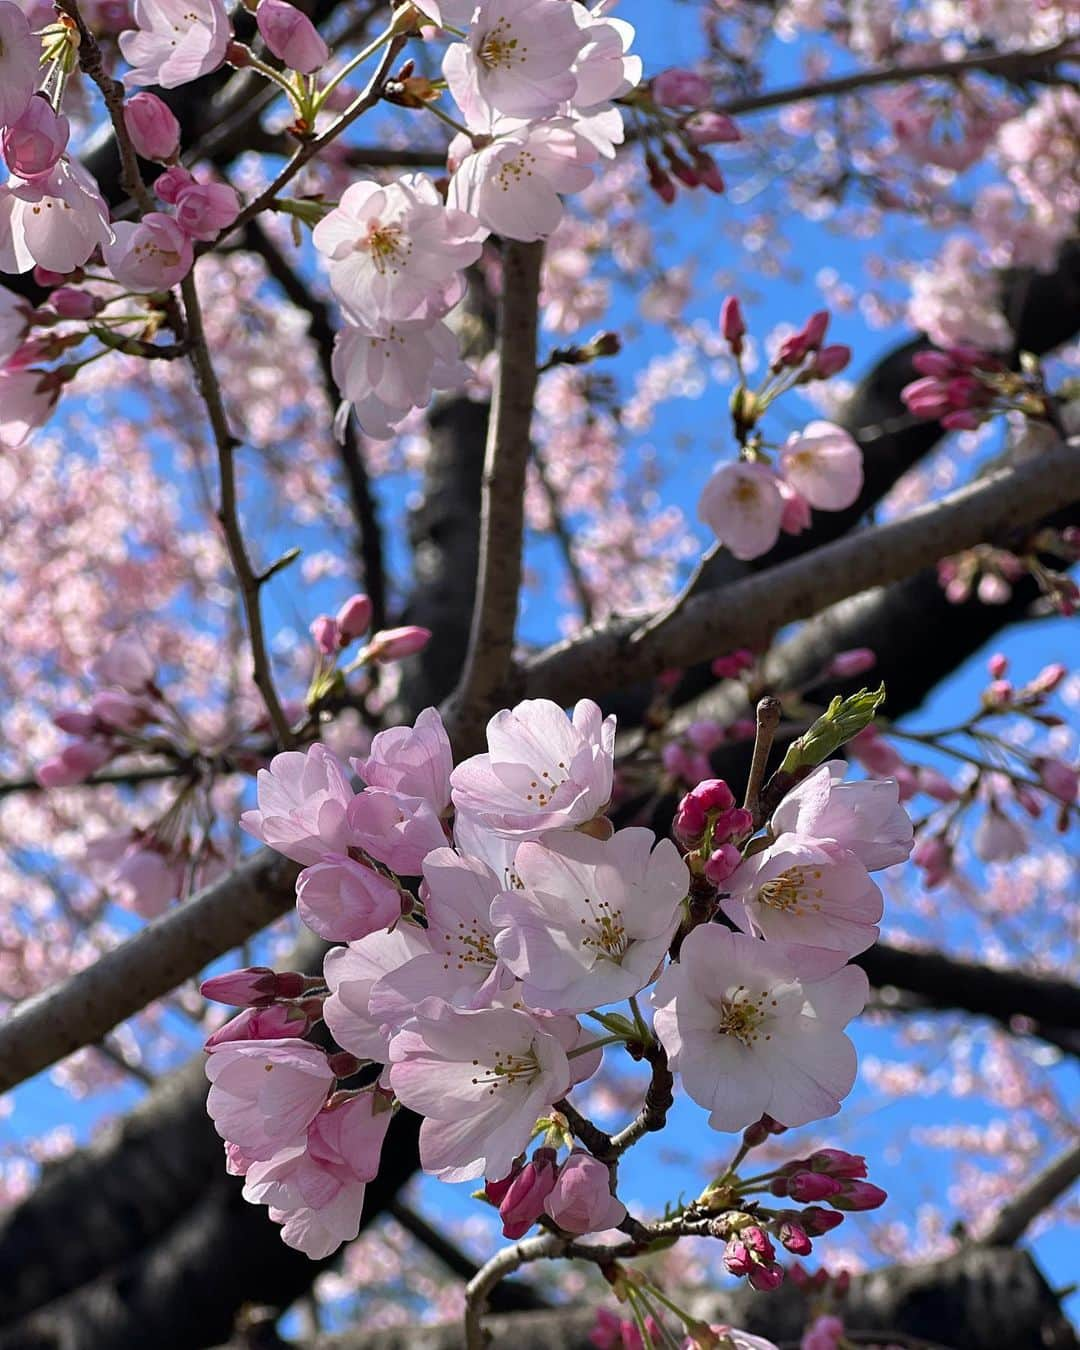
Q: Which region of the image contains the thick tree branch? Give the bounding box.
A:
[978,1138,1080,1247]
[524,440,1080,707]
[446,241,544,750]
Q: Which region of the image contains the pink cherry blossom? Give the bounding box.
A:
[1,97,70,181]
[295,854,405,942]
[0,368,59,447]
[103,212,194,291]
[650,927,867,1131]
[174,180,241,241]
[120,0,231,89]
[242,1092,391,1257]
[779,421,864,511]
[972,804,1027,862]
[345,786,448,874]
[352,706,452,813]
[331,317,470,441]
[388,1001,572,1181]
[770,761,914,872]
[498,1147,558,1238]
[204,1004,310,1049]
[323,924,434,1062]
[201,965,292,1006]
[450,697,615,838]
[491,827,688,1013]
[88,633,156,691]
[0,160,111,275]
[448,121,597,241]
[697,460,785,561]
[652,69,712,109]
[443,0,585,125]
[367,625,433,661]
[336,593,372,640]
[109,838,186,917]
[568,3,641,111]
[543,1150,626,1234]
[312,174,485,327]
[721,835,883,957]
[239,743,355,865]
[0,3,37,128]
[205,1038,335,1160]
[123,92,181,161]
[255,0,328,73]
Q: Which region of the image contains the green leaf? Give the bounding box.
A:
[779,683,886,773]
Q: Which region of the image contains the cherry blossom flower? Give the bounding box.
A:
[204,1004,310,1049]
[779,422,864,511]
[0,160,111,275]
[123,92,180,162]
[650,927,867,1131]
[721,835,883,957]
[295,854,405,941]
[120,0,231,89]
[450,697,616,839]
[543,1150,626,1234]
[443,0,585,125]
[255,0,328,74]
[447,121,597,242]
[491,827,688,1013]
[205,1039,335,1160]
[569,2,641,111]
[1,97,70,181]
[0,3,37,128]
[697,460,785,561]
[173,181,241,241]
[770,761,914,872]
[973,804,1027,862]
[323,924,434,1062]
[331,317,470,441]
[243,1092,391,1257]
[239,743,355,865]
[312,174,485,327]
[388,1001,572,1181]
[109,838,186,917]
[345,786,448,874]
[103,212,193,291]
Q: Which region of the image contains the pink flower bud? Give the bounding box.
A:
[1,96,70,180]
[685,111,741,144]
[310,614,340,654]
[813,344,851,378]
[778,479,812,535]
[689,778,736,813]
[90,689,148,730]
[155,164,196,204]
[847,727,904,776]
[912,349,954,378]
[123,92,181,161]
[256,0,329,73]
[917,767,959,803]
[778,1221,812,1255]
[174,181,241,241]
[747,1263,784,1292]
[1030,662,1066,694]
[368,625,431,662]
[50,287,100,319]
[987,652,1008,679]
[544,1151,626,1235]
[692,151,725,194]
[204,1003,309,1048]
[34,267,67,287]
[800,1205,845,1234]
[722,1237,753,1277]
[36,739,112,787]
[336,592,373,641]
[941,409,981,431]
[786,1171,843,1202]
[651,68,712,108]
[710,806,753,844]
[200,965,283,1005]
[1038,757,1079,803]
[808,1149,868,1178]
[645,151,676,204]
[53,709,98,735]
[703,843,742,885]
[830,1180,887,1211]
[825,647,876,679]
[743,1225,774,1259]
[485,1160,523,1206]
[673,794,708,847]
[912,834,951,888]
[720,296,745,355]
[901,376,951,419]
[499,1148,558,1238]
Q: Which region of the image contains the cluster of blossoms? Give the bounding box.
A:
[696,300,864,561]
[901,343,1056,432]
[201,688,912,1296]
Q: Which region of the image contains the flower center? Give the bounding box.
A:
[580,898,629,962]
[440,915,497,972]
[715,985,774,1048]
[495,150,537,192]
[524,759,568,806]
[470,1045,540,1095]
[478,18,524,71]
[756,865,824,916]
[359,219,410,275]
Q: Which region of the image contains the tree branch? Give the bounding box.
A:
[977,1138,1080,1247]
[446,241,544,750]
[524,439,1080,708]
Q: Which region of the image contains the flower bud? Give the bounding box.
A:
[685,111,741,144]
[200,965,293,1005]
[50,287,100,319]
[812,344,851,378]
[90,689,149,730]
[778,1221,812,1255]
[368,625,432,662]
[703,843,741,885]
[799,1205,845,1235]
[256,0,329,72]
[36,739,112,788]
[720,296,745,355]
[336,592,373,641]
[485,1159,523,1207]
[155,164,196,204]
[786,1171,843,1202]
[53,709,98,735]
[651,68,711,108]
[123,92,180,161]
[747,1263,784,1292]
[499,1148,558,1238]
[807,1148,867,1178]
[204,1002,310,1048]
[174,181,241,241]
[711,648,754,679]
[1037,757,1078,803]
[310,614,340,654]
[1,96,70,180]
[829,1180,887,1211]
[710,806,753,844]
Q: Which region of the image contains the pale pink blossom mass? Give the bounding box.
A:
[120,0,232,89]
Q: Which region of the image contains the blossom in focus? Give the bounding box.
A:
[769,761,914,872]
[173,180,241,241]
[255,0,328,73]
[443,0,585,124]
[205,1039,335,1160]
[239,743,355,865]
[0,3,37,128]
[543,1150,626,1234]
[323,924,434,1062]
[569,2,641,111]
[103,212,194,291]
[497,1147,558,1238]
[650,926,867,1131]
[698,461,784,561]
[778,422,863,511]
[123,92,181,161]
[1,97,70,181]
[450,697,615,839]
[243,1092,391,1257]
[312,174,485,327]
[388,1001,572,1181]
[345,786,448,874]
[353,706,453,813]
[491,827,688,1013]
[120,0,231,89]
[0,160,112,275]
[721,835,882,957]
[295,854,405,941]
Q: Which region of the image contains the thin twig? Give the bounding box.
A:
[630,541,720,645]
[743,695,782,825]
[179,270,294,748]
[532,446,595,625]
[446,240,545,749]
[555,1097,615,1162]
[610,1041,675,1156]
[978,1138,1080,1246]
